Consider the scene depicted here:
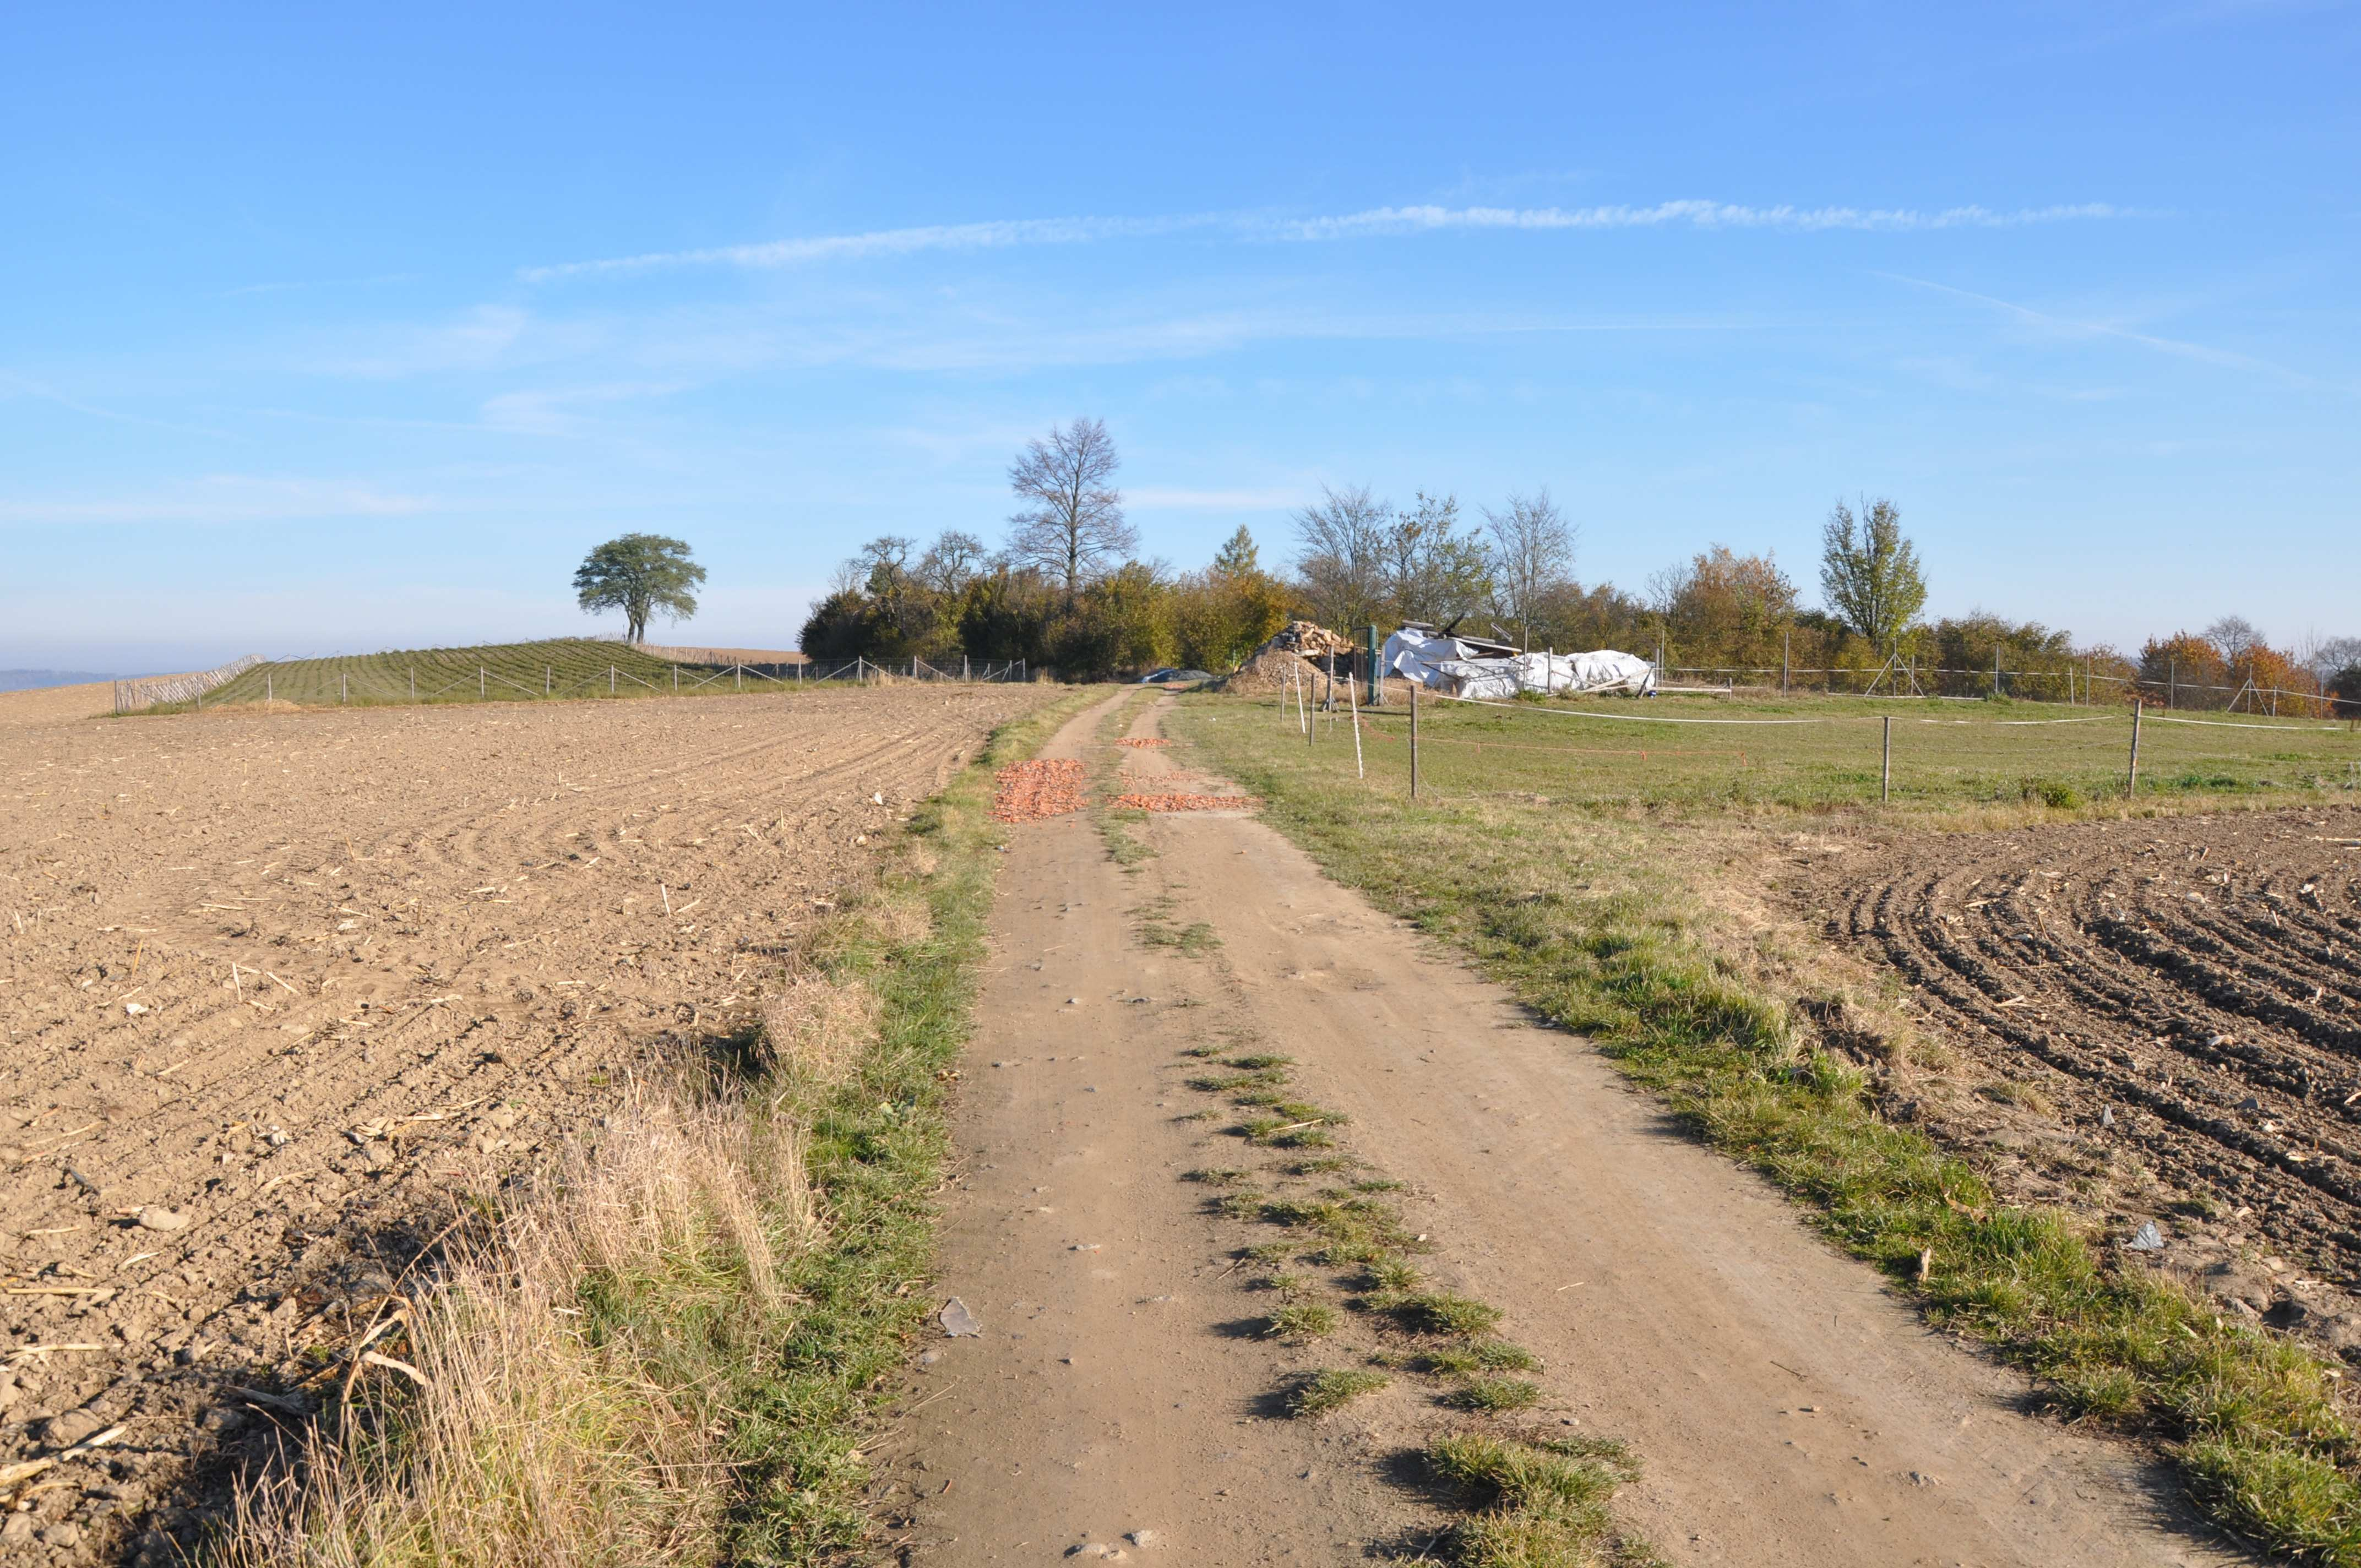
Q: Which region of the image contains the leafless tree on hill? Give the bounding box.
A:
[1005,418,1133,600]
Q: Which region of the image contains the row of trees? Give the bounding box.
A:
[779,416,2361,707]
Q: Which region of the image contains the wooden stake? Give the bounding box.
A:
[1347,662,1363,780]
[1410,679,1421,799]
[2128,700,2143,796]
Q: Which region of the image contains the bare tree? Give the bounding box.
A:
[1005,418,1134,599]
[1482,488,1576,650]
[918,529,987,596]
[2204,615,2263,660]
[1292,484,1390,631]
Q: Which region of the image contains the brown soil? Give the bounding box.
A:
[1794,805,2361,1348]
[883,694,2243,1566]
[0,684,1052,1562]
[0,685,117,730]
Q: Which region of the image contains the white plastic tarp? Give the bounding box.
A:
[1380,629,1656,698]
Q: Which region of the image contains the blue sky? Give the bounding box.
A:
[4,2,2355,673]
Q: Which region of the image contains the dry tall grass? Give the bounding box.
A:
[219,1041,829,1565]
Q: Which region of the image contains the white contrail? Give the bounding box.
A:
[521,200,2135,281]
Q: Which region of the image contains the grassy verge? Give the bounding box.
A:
[214,688,1091,1567]
[1175,690,2361,1564]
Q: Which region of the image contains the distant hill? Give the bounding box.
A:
[0,669,113,693]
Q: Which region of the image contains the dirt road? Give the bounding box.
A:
[889,692,2244,1565]
[0,684,1050,1561]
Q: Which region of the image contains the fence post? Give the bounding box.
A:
[479,666,486,699]
[1782,629,1790,693]
[1881,714,1892,803]
[266,672,273,704]
[610,665,616,696]
[1410,679,1421,799]
[1993,649,2001,700]
[545,666,552,695]
[341,672,349,705]
[2128,700,2143,795]
[411,667,417,701]
[2169,658,2176,710]
[736,664,743,693]
[964,655,970,680]
[1347,661,1364,780]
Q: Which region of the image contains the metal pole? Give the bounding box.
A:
[545,665,551,695]
[411,667,417,701]
[341,672,348,704]
[479,666,485,699]
[736,664,742,693]
[1881,715,1892,803]
[1410,679,1421,799]
[610,665,616,696]
[1993,648,2001,700]
[266,671,273,704]
[2168,658,2176,710]
[2128,701,2143,796]
[1782,629,1790,693]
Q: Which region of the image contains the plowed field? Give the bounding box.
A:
[0,684,1051,1560]
[1804,807,2361,1303]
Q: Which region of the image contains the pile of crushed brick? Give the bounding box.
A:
[991,759,1090,822]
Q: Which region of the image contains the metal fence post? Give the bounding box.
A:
[610,665,616,696]
[2128,701,2143,796]
[341,672,348,704]
[266,672,273,704]
[410,667,417,701]
[1881,715,1892,802]
[545,666,552,695]
[479,666,486,699]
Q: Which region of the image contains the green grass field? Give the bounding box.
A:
[138,638,864,713]
[1270,688,2361,812]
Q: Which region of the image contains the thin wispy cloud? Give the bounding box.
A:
[524,199,2136,281]
[1880,272,2330,387]
[1281,200,2135,239]
[523,215,1217,282]
[1127,484,1309,511]
[0,475,434,525]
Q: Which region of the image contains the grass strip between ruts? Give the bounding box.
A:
[1174,693,2361,1565]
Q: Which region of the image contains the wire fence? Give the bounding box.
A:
[121,652,1029,715]
[1651,654,2349,717]
[1260,665,2361,812]
[112,654,264,712]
